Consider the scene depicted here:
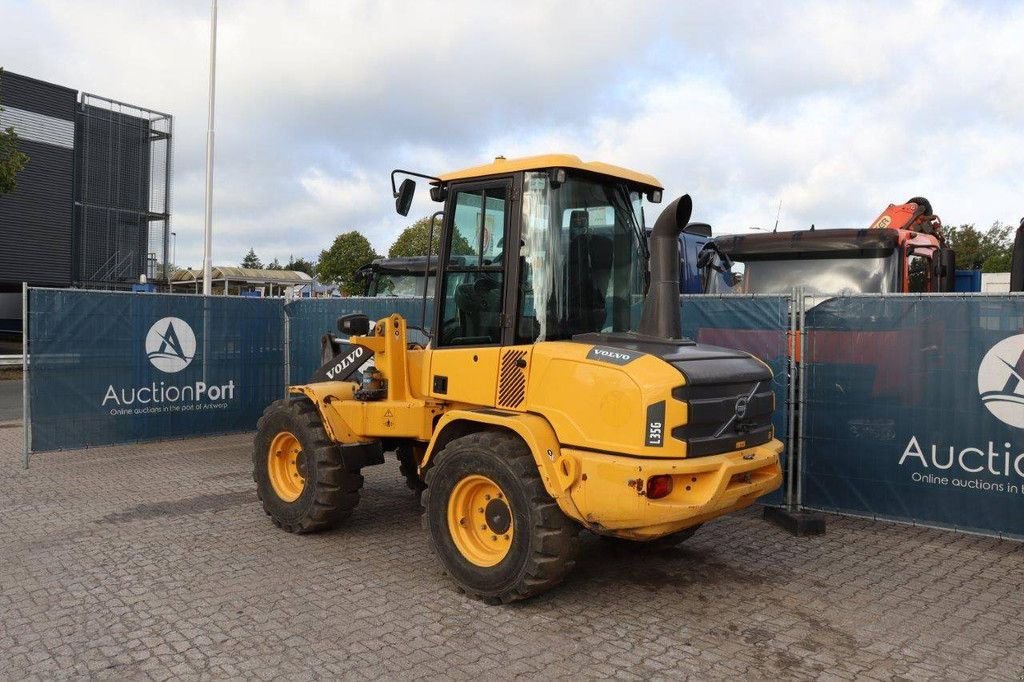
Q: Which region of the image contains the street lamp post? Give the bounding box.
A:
[171,231,177,269]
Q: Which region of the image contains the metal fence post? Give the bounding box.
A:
[283,304,290,398]
[22,283,30,469]
[796,287,808,509]
[785,288,797,510]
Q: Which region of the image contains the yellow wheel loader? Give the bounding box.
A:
[253,154,783,603]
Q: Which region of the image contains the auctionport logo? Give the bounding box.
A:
[898,334,1024,491]
[978,333,1024,429]
[145,317,196,373]
[101,316,235,413]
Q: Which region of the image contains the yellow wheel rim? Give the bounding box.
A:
[447,474,514,567]
[267,431,304,502]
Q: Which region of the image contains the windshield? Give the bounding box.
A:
[518,172,647,342]
[707,252,898,295]
[370,273,433,297]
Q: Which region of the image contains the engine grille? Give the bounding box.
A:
[672,381,774,457]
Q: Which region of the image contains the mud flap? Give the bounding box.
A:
[339,440,385,470]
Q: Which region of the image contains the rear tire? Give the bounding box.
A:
[253,397,363,533]
[422,431,580,603]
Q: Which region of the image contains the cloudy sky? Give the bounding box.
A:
[2,0,1022,269]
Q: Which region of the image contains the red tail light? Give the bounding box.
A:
[646,475,673,499]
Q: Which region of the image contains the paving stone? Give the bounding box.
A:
[1,425,1022,679]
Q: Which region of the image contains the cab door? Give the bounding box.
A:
[429,177,520,405]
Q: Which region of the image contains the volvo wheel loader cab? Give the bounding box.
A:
[253,154,784,603]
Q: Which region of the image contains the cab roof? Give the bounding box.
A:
[355,255,474,277]
[714,228,902,258]
[436,154,663,191]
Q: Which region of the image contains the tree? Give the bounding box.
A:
[388,215,474,258]
[241,248,263,269]
[285,256,316,276]
[316,231,378,295]
[266,257,283,270]
[0,69,29,196]
[944,222,1014,272]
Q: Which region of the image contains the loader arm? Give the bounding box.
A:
[291,314,444,444]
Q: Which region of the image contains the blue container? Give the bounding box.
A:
[954,269,981,292]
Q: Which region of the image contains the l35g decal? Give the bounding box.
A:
[646,400,666,447]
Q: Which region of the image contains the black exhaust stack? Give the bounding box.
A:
[1011,218,1024,293]
[639,194,692,339]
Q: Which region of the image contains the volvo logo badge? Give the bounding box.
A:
[713,382,760,440]
[734,396,749,419]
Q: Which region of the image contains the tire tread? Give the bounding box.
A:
[422,430,580,603]
[253,397,363,534]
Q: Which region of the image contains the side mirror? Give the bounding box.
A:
[395,178,416,216]
[683,222,712,238]
[938,247,956,292]
[697,243,732,272]
[697,247,715,269]
[1012,219,1024,292]
[337,313,370,336]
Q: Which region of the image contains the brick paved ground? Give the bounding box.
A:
[1,423,1022,680]
[0,379,21,422]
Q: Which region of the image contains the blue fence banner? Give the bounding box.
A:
[284,297,429,383]
[30,287,1024,540]
[680,295,792,505]
[801,295,1024,538]
[27,289,285,451]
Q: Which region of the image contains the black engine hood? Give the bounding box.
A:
[572,332,770,386]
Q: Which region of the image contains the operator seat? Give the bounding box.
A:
[452,275,501,344]
[567,210,612,335]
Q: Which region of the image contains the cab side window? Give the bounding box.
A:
[438,185,508,346]
[907,254,932,293]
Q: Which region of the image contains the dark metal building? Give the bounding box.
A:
[75,94,172,288]
[0,70,172,318]
[0,72,77,289]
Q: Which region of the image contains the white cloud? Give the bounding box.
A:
[298,168,375,215]
[1,0,1022,270]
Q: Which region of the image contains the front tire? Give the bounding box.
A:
[422,431,580,603]
[253,397,363,533]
